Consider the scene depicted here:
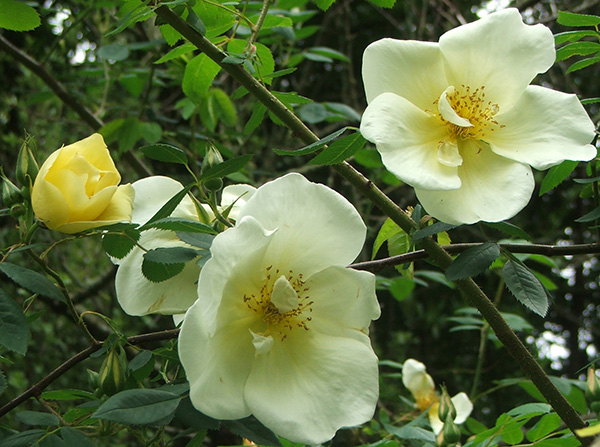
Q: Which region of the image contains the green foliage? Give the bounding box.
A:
[0,289,30,355]
[502,259,549,317]
[93,389,182,424]
[0,263,65,303]
[140,144,188,165]
[446,242,500,281]
[0,0,40,31]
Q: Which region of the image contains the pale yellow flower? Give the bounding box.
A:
[31,133,133,233]
[360,9,596,224]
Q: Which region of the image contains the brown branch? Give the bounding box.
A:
[0,33,152,178]
[351,242,600,272]
[0,328,180,419]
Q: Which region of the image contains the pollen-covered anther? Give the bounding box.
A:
[437,85,504,141]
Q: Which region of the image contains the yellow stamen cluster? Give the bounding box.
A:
[243,266,313,340]
[438,85,504,141]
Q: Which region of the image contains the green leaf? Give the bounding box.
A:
[556,41,600,61]
[446,242,500,281]
[539,160,579,195]
[244,102,267,135]
[555,30,600,44]
[482,221,531,240]
[366,0,397,7]
[0,289,30,355]
[567,56,600,73]
[581,97,600,105]
[16,410,59,426]
[144,247,200,265]
[107,0,153,37]
[306,46,350,63]
[141,122,163,144]
[143,218,217,234]
[388,277,415,301]
[2,430,46,447]
[309,132,366,165]
[412,222,457,241]
[40,389,95,401]
[0,0,40,31]
[97,43,129,61]
[384,424,436,443]
[183,53,221,104]
[224,416,282,446]
[187,6,207,34]
[507,403,551,418]
[314,0,335,11]
[138,184,193,231]
[0,369,6,396]
[102,229,141,259]
[198,154,253,181]
[60,427,95,447]
[175,397,220,431]
[501,420,525,445]
[93,389,181,425]
[372,218,404,259]
[0,262,65,303]
[526,413,562,442]
[274,127,348,156]
[177,232,214,249]
[154,42,195,64]
[140,143,188,165]
[575,205,600,222]
[142,260,185,283]
[502,259,549,317]
[557,10,600,27]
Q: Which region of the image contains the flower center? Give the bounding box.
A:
[243,266,313,342]
[433,85,504,167]
[415,390,439,412]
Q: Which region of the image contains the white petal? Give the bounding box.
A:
[250,331,274,354]
[362,38,447,110]
[221,184,256,221]
[428,410,444,435]
[270,275,298,313]
[416,144,535,224]
[237,173,366,275]
[452,392,473,424]
[130,176,197,224]
[307,266,380,339]
[115,230,200,315]
[360,92,460,190]
[437,141,463,168]
[490,85,597,170]
[438,87,473,128]
[245,331,379,445]
[179,303,254,420]
[439,8,555,109]
[402,359,435,398]
[198,216,274,334]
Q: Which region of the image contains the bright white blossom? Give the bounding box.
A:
[402,359,473,434]
[360,8,596,224]
[178,173,380,445]
[114,176,255,316]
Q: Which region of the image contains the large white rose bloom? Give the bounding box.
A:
[114,176,255,316]
[360,8,596,224]
[402,359,473,434]
[178,173,380,445]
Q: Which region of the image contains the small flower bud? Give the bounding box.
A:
[2,174,22,208]
[204,177,223,192]
[586,368,600,401]
[99,346,128,396]
[16,138,39,188]
[438,386,457,422]
[201,144,224,173]
[441,415,462,446]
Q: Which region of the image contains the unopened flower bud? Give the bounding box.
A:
[201,144,224,172]
[99,346,128,396]
[2,174,22,208]
[441,415,462,445]
[587,368,600,401]
[438,386,457,422]
[16,139,39,188]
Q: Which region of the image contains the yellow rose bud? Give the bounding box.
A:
[31,134,134,234]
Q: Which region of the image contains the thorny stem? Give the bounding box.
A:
[153,5,591,441]
[350,241,600,272]
[0,329,180,419]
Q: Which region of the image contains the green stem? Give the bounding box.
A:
[248,0,272,46]
[152,5,590,441]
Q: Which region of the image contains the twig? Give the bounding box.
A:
[0,329,180,419]
[248,0,272,46]
[350,242,600,272]
[151,6,591,442]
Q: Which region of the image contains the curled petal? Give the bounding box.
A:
[452,392,473,424]
[402,359,435,399]
[416,144,534,224]
[491,86,597,170]
[361,92,460,190]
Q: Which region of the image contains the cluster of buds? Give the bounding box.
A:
[438,386,462,447]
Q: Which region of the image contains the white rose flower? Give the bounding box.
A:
[114,176,255,316]
[403,358,473,434]
[360,8,596,224]
[178,173,380,445]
